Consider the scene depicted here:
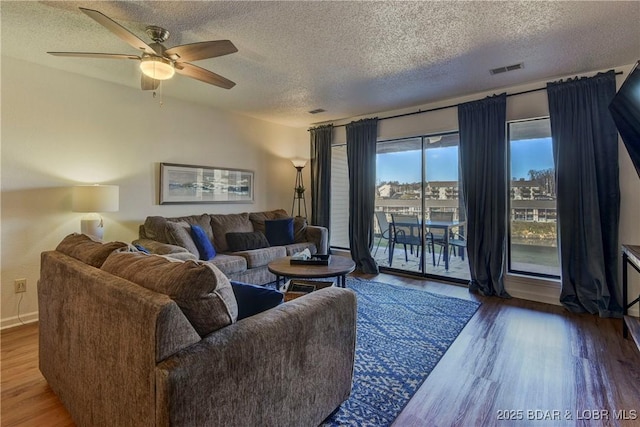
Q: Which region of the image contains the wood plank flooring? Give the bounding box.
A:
[2,273,639,426]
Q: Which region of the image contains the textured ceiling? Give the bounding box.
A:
[2,1,639,127]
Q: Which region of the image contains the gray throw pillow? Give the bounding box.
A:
[165,221,199,257]
[293,216,308,243]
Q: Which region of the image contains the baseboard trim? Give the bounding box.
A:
[505,275,562,307]
[1,311,39,330]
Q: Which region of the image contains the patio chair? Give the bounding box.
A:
[427,211,453,262]
[438,230,466,266]
[389,214,422,268]
[373,211,391,256]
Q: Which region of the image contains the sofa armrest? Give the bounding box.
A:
[306,225,329,255]
[132,239,197,261]
[155,287,356,427]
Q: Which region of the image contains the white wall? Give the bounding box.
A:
[1,57,308,328]
[327,63,640,314]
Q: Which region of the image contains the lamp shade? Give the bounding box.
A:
[291,159,307,168]
[72,185,119,213]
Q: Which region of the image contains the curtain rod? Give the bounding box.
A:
[313,70,623,130]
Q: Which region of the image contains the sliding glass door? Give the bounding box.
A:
[373,134,470,282]
[374,138,423,273]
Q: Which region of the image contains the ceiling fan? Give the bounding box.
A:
[48,7,237,90]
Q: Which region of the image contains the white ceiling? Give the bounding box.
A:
[2,1,639,128]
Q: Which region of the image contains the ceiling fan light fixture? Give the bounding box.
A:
[140,56,174,80]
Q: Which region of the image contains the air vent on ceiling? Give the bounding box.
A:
[490,63,524,75]
[308,108,326,114]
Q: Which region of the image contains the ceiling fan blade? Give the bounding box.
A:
[175,62,236,89]
[141,74,160,91]
[48,52,141,60]
[79,7,157,55]
[164,40,238,62]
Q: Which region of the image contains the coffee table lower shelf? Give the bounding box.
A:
[282,279,335,301]
[267,255,356,289]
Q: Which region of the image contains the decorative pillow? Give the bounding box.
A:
[230,281,284,320]
[55,233,129,268]
[134,244,150,254]
[226,231,270,252]
[249,209,290,234]
[265,218,295,246]
[293,216,308,243]
[140,216,169,242]
[165,221,199,257]
[210,213,253,253]
[101,251,238,337]
[190,224,216,260]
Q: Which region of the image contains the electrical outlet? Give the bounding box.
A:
[14,279,27,293]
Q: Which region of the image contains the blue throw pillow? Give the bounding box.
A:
[265,218,294,246]
[190,224,216,260]
[230,281,284,320]
[134,244,150,254]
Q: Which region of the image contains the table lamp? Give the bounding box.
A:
[72,185,119,240]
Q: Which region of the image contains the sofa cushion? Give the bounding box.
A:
[249,209,290,234]
[165,221,200,257]
[55,233,129,268]
[207,253,247,275]
[234,246,287,269]
[210,213,253,253]
[265,218,295,246]
[226,231,270,252]
[101,252,238,337]
[230,281,284,320]
[190,224,216,261]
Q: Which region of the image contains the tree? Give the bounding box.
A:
[528,168,556,197]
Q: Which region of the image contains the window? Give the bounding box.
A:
[508,118,560,278]
[329,145,349,248]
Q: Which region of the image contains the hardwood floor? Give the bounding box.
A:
[1,323,73,427]
[2,273,639,426]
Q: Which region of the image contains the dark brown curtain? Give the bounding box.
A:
[346,118,379,274]
[310,125,333,228]
[458,94,510,298]
[547,71,622,317]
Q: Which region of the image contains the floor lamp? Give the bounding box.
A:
[291,159,308,218]
[72,185,119,240]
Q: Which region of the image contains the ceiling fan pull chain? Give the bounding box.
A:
[151,84,164,107]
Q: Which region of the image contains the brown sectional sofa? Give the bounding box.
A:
[133,209,328,285]
[39,234,357,426]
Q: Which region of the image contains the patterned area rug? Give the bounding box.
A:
[322,278,480,426]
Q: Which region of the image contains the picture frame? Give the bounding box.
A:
[160,162,254,204]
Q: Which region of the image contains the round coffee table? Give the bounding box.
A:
[268,255,356,288]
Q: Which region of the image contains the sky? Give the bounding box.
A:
[376,138,554,184]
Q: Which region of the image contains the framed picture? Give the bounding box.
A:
[160,162,254,204]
